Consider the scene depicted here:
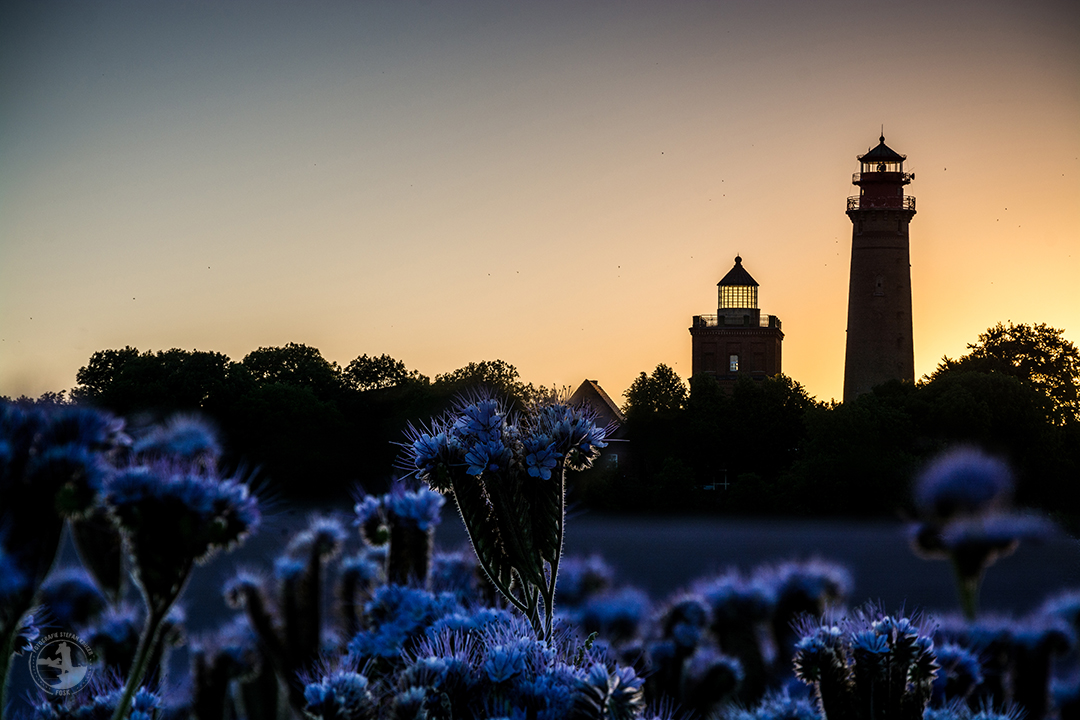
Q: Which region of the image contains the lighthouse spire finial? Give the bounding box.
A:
[880,124,884,143]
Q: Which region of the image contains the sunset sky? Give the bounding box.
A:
[2,0,1077,404]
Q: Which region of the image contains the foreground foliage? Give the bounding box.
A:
[2,400,1077,720]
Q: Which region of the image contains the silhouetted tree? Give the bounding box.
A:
[622,364,687,419]
[344,353,429,391]
[929,322,1080,425]
[72,347,236,416]
[433,360,538,406]
[240,343,345,401]
[784,380,921,515]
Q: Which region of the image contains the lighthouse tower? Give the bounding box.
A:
[842,135,916,402]
[689,255,783,389]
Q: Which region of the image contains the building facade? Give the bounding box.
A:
[842,135,916,401]
[689,256,783,386]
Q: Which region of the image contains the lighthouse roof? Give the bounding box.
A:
[858,135,906,163]
[717,255,758,287]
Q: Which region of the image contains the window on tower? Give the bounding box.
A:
[719,285,758,309]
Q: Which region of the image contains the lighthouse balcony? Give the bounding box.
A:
[847,195,916,212]
[852,171,914,185]
[693,314,781,329]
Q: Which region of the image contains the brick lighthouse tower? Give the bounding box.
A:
[690,255,783,388]
[843,134,916,402]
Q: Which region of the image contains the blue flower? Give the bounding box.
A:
[455,398,506,442]
[464,438,509,476]
[0,543,28,600]
[523,435,559,480]
[682,646,743,709]
[429,550,479,598]
[726,689,821,720]
[940,512,1053,551]
[287,515,347,559]
[105,462,260,608]
[697,572,776,624]
[274,556,306,581]
[132,414,220,468]
[128,687,160,720]
[385,487,445,530]
[915,447,1014,519]
[532,402,609,464]
[579,588,651,645]
[556,554,615,606]
[660,595,711,650]
[348,585,463,661]
[484,644,527,683]
[530,667,579,720]
[404,428,461,490]
[851,630,889,655]
[38,566,107,628]
[26,444,113,518]
[932,642,983,706]
[40,406,128,453]
[304,669,375,720]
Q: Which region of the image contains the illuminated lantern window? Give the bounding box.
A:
[717,255,759,310]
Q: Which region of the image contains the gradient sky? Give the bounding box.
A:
[2,0,1077,404]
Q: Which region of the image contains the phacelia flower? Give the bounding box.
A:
[385,487,445,531]
[915,447,1013,520]
[404,428,462,491]
[287,515,347,560]
[106,462,260,610]
[455,398,506,443]
[484,644,527,684]
[132,414,221,469]
[464,439,509,476]
[38,566,107,628]
[303,669,376,720]
[523,435,559,480]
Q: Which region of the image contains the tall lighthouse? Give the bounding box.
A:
[842,135,916,402]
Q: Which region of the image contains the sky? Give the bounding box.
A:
[1,0,1077,405]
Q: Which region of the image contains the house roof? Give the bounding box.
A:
[569,379,626,426]
[858,135,906,164]
[717,256,758,287]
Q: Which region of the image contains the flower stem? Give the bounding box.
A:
[1,625,19,720]
[952,562,983,621]
[108,603,169,720]
[540,468,567,642]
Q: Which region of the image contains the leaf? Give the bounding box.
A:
[486,472,545,589]
[451,474,513,590]
[523,462,564,565]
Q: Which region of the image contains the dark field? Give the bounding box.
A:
[8,509,1074,716]
[192,507,1080,625]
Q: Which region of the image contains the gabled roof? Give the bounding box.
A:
[717,255,758,287]
[858,135,906,163]
[569,379,626,426]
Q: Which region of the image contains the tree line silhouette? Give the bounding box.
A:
[8,322,1077,525]
[577,322,1080,530]
[56,345,538,502]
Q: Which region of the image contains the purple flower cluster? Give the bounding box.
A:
[915,447,1014,519]
[794,609,939,720]
[303,667,376,720]
[106,462,259,610]
[132,414,221,468]
[402,393,610,486]
[910,447,1056,620]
